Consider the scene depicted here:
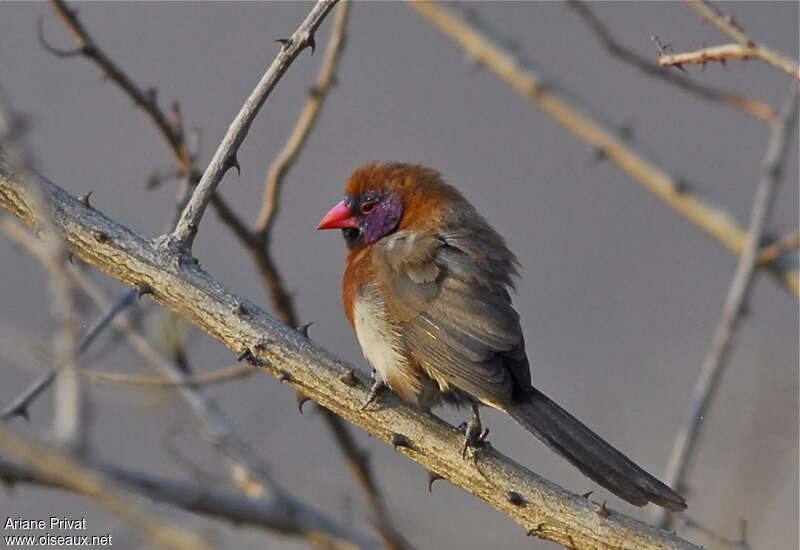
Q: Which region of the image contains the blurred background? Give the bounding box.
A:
[0,2,797,549]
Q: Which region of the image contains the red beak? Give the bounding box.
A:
[317,200,358,230]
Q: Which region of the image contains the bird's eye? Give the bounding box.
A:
[360,200,378,215]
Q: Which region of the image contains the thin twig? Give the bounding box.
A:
[660,43,800,79]
[1,154,704,550]
[0,428,220,550]
[256,0,350,234]
[409,1,799,297]
[566,0,779,122]
[1,216,138,421]
[46,0,192,173]
[168,0,340,252]
[687,0,800,80]
[654,84,799,529]
[0,97,86,452]
[43,0,250,238]
[80,364,254,387]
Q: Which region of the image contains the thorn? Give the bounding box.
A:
[590,147,607,163]
[135,282,153,298]
[67,252,74,264]
[78,191,93,206]
[278,370,291,383]
[720,58,727,69]
[427,470,443,492]
[619,124,634,141]
[15,406,30,422]
[506,491,525,506]
[526,523,544,537]
[297,391,311,413]
[673,63,687,73]
[275,37,292,47]
[674,179,693,194]
[308,86,323,99]
[296,322,313,338]
[390,433,412,451]
[145,87,157,107]
[94,231,109,243]
[580,490,594,499]
[233,303,248,317]
[227,154,241,176]
[596,500,610,518]
[307,34,316,54]
[236,348,253,362]
[339,369,358,387]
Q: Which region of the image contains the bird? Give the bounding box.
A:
[317,162,686,511]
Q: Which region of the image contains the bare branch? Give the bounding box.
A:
[566,0,779,123]
[80,364,254,388]
[409,1,799,297]
[169,0,340,252]
[0,156,703,550]
[46,0,190,173]
[0,370,56,421]
[654,84,799,529]
[0,428,219,550]
[660,43,800,79]
[687,0,800,80]
[256,0,350,235]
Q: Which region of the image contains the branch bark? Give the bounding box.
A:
[1,155,702,550]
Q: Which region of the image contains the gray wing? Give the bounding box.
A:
[374,228,530,407]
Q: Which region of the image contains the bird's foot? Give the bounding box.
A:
[361,379,387,411]
[461,404,490,459]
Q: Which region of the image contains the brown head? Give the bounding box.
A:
[317,162,469,248]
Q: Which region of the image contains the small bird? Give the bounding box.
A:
[318,162,686,511]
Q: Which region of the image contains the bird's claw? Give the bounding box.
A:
[461,405,489,459]
[361,379,386,411]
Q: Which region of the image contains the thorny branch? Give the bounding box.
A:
[168,0,340,252]
[0,214,377,550]
[36,4,403,548]
[653,84,799,529]
[0,155,703,550]
[659,43,800,78]
[686,0,800,80]
[409,1,799,297]
[565,0,779,123]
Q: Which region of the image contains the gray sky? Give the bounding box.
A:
[1,2,797,549]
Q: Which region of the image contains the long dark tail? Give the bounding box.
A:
[506,387,686,511]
